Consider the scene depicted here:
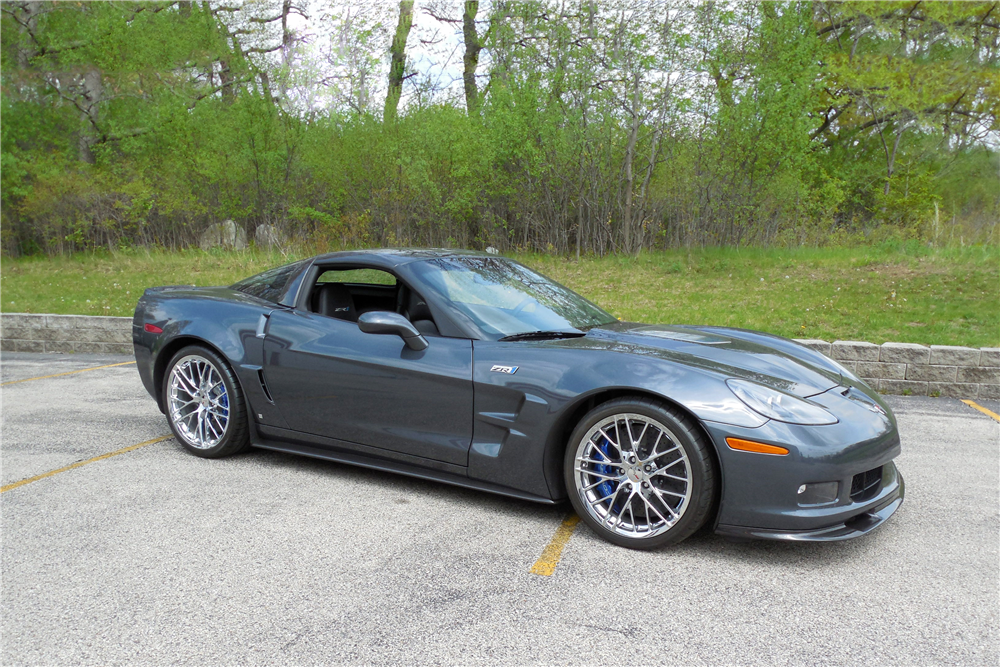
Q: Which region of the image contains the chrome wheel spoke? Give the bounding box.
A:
[633,421,649,449]
[175,370,199,395]
[590,487,618,508]
[205,415,221,440]
[649,486,681,519]
[639,492,669,526]
[197,409,206,445]
[575,467,619,481]
[579,456,613,467]
[623,419,635,449]
[641,431,664,462]
[645,442,678,464]
[595,426,623,459]
[653,457,684,475]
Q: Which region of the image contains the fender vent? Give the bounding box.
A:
[850,466,883,503]
[257,369,274,403]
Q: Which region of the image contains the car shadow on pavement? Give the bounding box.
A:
[247,447,564,521]
[236,447,894,564]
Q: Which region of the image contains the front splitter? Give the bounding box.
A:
[715,472,905,542]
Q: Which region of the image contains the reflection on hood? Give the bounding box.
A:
[549,322,842,398]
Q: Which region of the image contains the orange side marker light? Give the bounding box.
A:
[726,437,789,456]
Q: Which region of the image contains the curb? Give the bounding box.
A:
[1,313,997,399]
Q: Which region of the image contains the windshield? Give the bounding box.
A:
[410,257,616,337]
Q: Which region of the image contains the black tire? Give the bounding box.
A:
[563,396,716,550]
[162,344,251,458]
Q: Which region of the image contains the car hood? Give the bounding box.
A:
[579,322,843,397]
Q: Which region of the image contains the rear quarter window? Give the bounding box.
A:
[231,260,309,303]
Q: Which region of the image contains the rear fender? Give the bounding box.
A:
[134,293,270,418]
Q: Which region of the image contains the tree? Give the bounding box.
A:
[814,2,1000,198]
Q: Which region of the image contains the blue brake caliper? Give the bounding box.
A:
[213,384,229,417]
[593,437,620,512]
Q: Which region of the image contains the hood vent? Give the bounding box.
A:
[629,326,731,345]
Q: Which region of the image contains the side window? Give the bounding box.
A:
[310,267,399,322]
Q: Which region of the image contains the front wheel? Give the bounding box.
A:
[564,397,716,549]
[163,345,250,458]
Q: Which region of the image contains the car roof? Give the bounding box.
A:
[311,248,494,268]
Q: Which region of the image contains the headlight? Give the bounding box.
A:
[726,379,838,425]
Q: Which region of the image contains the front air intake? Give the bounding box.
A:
[850,466,883,503]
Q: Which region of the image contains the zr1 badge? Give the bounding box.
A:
[490,365,518,374]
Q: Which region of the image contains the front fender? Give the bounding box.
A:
[468,340,767,500]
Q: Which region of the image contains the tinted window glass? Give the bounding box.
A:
[231,260,309,303]
[411,257,615,337]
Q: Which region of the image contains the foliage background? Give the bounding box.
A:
[2,1,998,257]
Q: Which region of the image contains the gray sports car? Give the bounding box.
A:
[133,249,904,549]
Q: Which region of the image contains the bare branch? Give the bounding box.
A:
[245,44,284,54]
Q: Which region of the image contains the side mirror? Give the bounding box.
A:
[357,311,428,351]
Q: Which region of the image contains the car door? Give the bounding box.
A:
[261,307,474,467]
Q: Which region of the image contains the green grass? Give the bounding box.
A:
[2,244,997,347]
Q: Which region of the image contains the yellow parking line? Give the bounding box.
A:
[0,435,173,494]
[961,399,1000,423]
[1,361,136,386]
[530,514,581,576]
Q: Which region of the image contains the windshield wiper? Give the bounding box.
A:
[499,330,586,342]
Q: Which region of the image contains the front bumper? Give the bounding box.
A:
[716,469,904,542]
[703,381,905,541]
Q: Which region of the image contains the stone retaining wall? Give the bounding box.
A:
[1,313,997,398]
[796,339,999,400]
[0,313,132,355]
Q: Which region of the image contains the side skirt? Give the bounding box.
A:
[250,429,559,506]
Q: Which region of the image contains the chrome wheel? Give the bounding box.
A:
[167,354,230,450]
[573,412,692,539]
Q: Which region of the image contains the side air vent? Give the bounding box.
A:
[257,369,274,403]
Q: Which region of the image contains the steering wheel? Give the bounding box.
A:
[512,297,538,315]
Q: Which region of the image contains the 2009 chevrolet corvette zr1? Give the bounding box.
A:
[134,249,903,548]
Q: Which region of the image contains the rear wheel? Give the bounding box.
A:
[163,345,250,458]
[564,397,716,549]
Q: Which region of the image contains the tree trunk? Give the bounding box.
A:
[259,69,275,106]
[883,126,904,195]
[281,0,293,58]
[16,1,41,69]
[78,68,103,163]
[622,74,641,254]
[219,59,236,103]
[462,1,483,115]
[384,1,414,122]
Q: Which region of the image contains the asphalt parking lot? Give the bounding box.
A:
[2,352,998,665]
